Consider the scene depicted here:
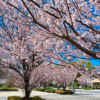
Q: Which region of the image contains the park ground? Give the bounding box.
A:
[0,89,100,100]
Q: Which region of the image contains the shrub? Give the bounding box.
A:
[83,87,93,90]
[55,90,64,94]
[63,90,74,95]
[8,96,21,100]
[35,88,46,92]
[8,96,46,100]
[0,86,17,91]
[35,88,74,94]
[45,88,55,93]
[68,80,79,89]
[55,90,74,95]
[35,87,56,93]
[32,96,46,100]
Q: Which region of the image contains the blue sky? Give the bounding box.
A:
[89,59,100,67]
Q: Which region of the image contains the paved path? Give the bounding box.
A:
[0,89,100,100]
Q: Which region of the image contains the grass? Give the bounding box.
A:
[8,96,46,100]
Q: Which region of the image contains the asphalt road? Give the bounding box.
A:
[0,89,100,100]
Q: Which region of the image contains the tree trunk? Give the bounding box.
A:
[24,80,31,100]
[72,79,75,92]
[63,87,66,91]
[63,82,66,91]
[24,91,30,100]
[63,85,66,91]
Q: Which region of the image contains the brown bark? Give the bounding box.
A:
[24,78,31,100]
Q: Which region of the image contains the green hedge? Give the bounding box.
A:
[83,87,93,90]
[35,87,56,93]
[35,88,74,94]
[35,88,46,92]
[0,85,17,91]
[8,96,46,100]
[45,88,55,93]
[0,87,17,91]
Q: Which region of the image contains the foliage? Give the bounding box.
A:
[77,60,95,71]
[74,80,79,89]
[76,72,82,78]
[31,96,46,100]
[35,87,74,94]
[55,90,74,95]
[0,85,17,91]
[85,61,95,71]
[44,87,56,93]
[83,87,93,90]
[35,87,56,93]
[8,96,46,100]
[35,88,46,92]
[69,79,79,89]
[8,96,21,100]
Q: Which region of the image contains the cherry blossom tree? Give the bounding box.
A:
[0,38,46,100]
[1,0,99,68]
[77,73,92,88]
[2,0,100,59]
[37,64,78,90]
[0,2,50,99]
[91,66,100,79]
[53,65,78,90]
[0,2,74,99]
[0,1,99,99]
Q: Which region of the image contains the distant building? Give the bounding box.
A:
[91,78,100,89]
